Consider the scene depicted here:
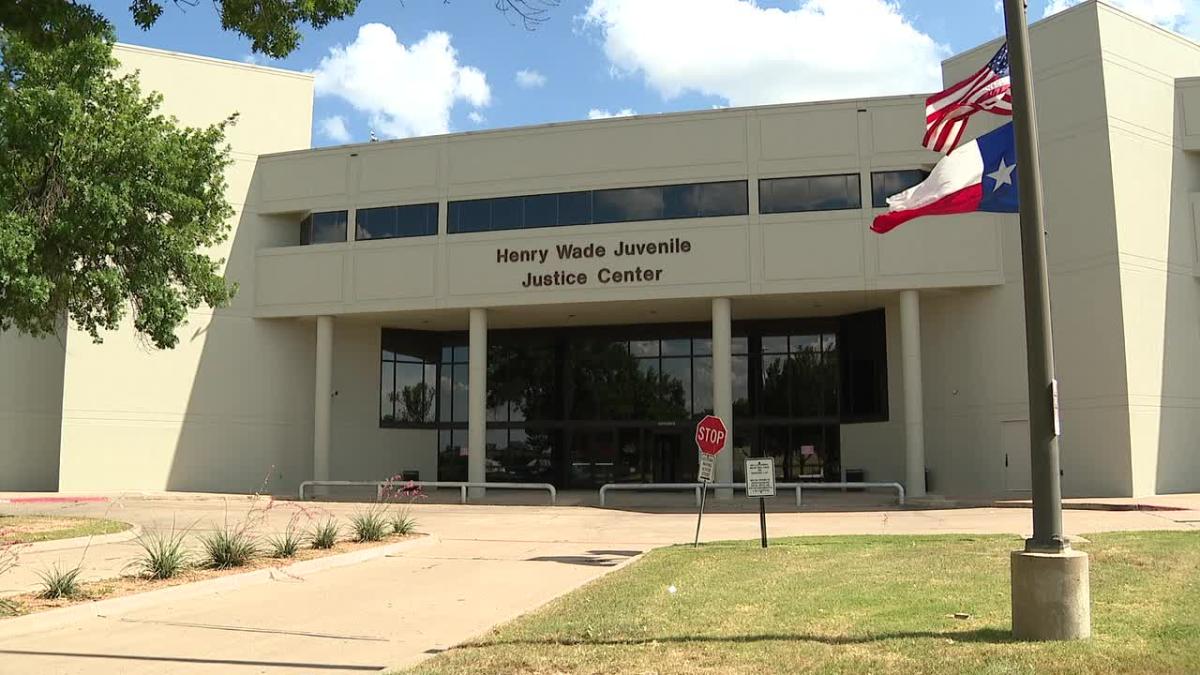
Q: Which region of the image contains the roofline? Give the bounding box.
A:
[114,42,313,81]
[945,0,1200,71]
[261,91,931,160]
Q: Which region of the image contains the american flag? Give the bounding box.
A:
[923,43,1012,154]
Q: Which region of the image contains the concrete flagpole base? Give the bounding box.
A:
[1010,549,1092,641]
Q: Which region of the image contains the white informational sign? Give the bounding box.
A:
[745,458,776,498]
[698,453,716,483]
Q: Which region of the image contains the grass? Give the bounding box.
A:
[199,527,258,569]
[310,518,340,549]
[130,528,191,580]
[390,509,418,536]
[350,507,390,543]
[267,524,304,558]
[35,564,83,600]
[0,515,129,544]
[409,532,1200,675]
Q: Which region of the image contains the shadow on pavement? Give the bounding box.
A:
[450,627,1017,649]
[525,549,642,567]
[0,650,384,671]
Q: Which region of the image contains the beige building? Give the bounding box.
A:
[2,1,1198,499]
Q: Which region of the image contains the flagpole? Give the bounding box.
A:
[1001,0,1090,641]
[1002,0,1064,555]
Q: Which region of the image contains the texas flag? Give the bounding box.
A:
[872,122,1019,234]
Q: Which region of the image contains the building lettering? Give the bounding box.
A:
[503,237,691,289]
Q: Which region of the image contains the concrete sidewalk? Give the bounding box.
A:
[1,495,1197,674]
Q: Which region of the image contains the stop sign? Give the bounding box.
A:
[695,415,728,456]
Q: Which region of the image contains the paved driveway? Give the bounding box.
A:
[0,494,1196,674]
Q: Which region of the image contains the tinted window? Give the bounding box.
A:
[594,186,663,223]
[446,181,747,233]
[871,170,930,208]
[355,203,438,240]
[759,174,862,214]
[662,184,699,219]
[491,197,523,230]
[449,199,491,233]
[699,181,749,216]
[301,210,348,245]
[524,194,558,228]
[557,191,592,225]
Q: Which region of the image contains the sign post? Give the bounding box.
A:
[745,458,775,548]
[693,415,727,548]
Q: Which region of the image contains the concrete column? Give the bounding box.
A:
[899,290,927,498]
[468,308,488,498]
[314,315,334,483]
[712,298,734,499]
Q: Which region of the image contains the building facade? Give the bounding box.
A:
[3,1,1199,498]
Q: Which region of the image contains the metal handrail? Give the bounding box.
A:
[298,480,557,505]
[598,481,905,507]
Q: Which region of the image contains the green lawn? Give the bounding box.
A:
[0,515,130,544]
[409,532,1200,675]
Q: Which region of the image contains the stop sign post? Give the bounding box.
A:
[693,415,728,547]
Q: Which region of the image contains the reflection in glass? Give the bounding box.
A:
[694,356,713,415]
[301,210,348,245]
[662,357,692,417]
[355,204,437,240]
[871,170,929,208]
[380,362,395,422]
[759,174,861,214]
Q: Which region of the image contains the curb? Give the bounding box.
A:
[0,497,110,505]
[12,523,142,554]
[0,534,437,640]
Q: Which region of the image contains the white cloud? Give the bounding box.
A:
[582,0,947,107]
[468,111,486,124]
[319,115,352,143]
[312,24,491,139]
[588,108,637,119]
[515,68,548,88]
[1044,0,1200,37]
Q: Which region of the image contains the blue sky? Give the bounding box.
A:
[87,0,1196,146]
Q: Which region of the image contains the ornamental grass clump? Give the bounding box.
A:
[200,527,258,569]
[389,507,418,536]
[131,528,191,580]
[310,519,339,550]
[350,507,389,543]
[35,564,83,599]
[267,523,304,559]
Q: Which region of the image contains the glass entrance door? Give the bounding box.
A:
[568,429,618,488]
[651,431,694,483]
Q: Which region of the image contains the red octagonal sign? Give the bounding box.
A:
[695,415,728,456]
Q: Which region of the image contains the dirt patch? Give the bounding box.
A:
[1,532,421,617]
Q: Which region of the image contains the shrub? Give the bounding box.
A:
[310,519,339,549]
[350,507,389,543]
[35,564,83,599]
[390,508,418,536]
[200,527,258,569]
[131,528,191,580]
[267,524,303,559]
[0,598,17,616]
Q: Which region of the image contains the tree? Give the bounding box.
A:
[1,0,562,59]
[0,31,236,349]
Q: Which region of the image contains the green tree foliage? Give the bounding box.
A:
[1,1,561,59]
[0,32,236,349]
